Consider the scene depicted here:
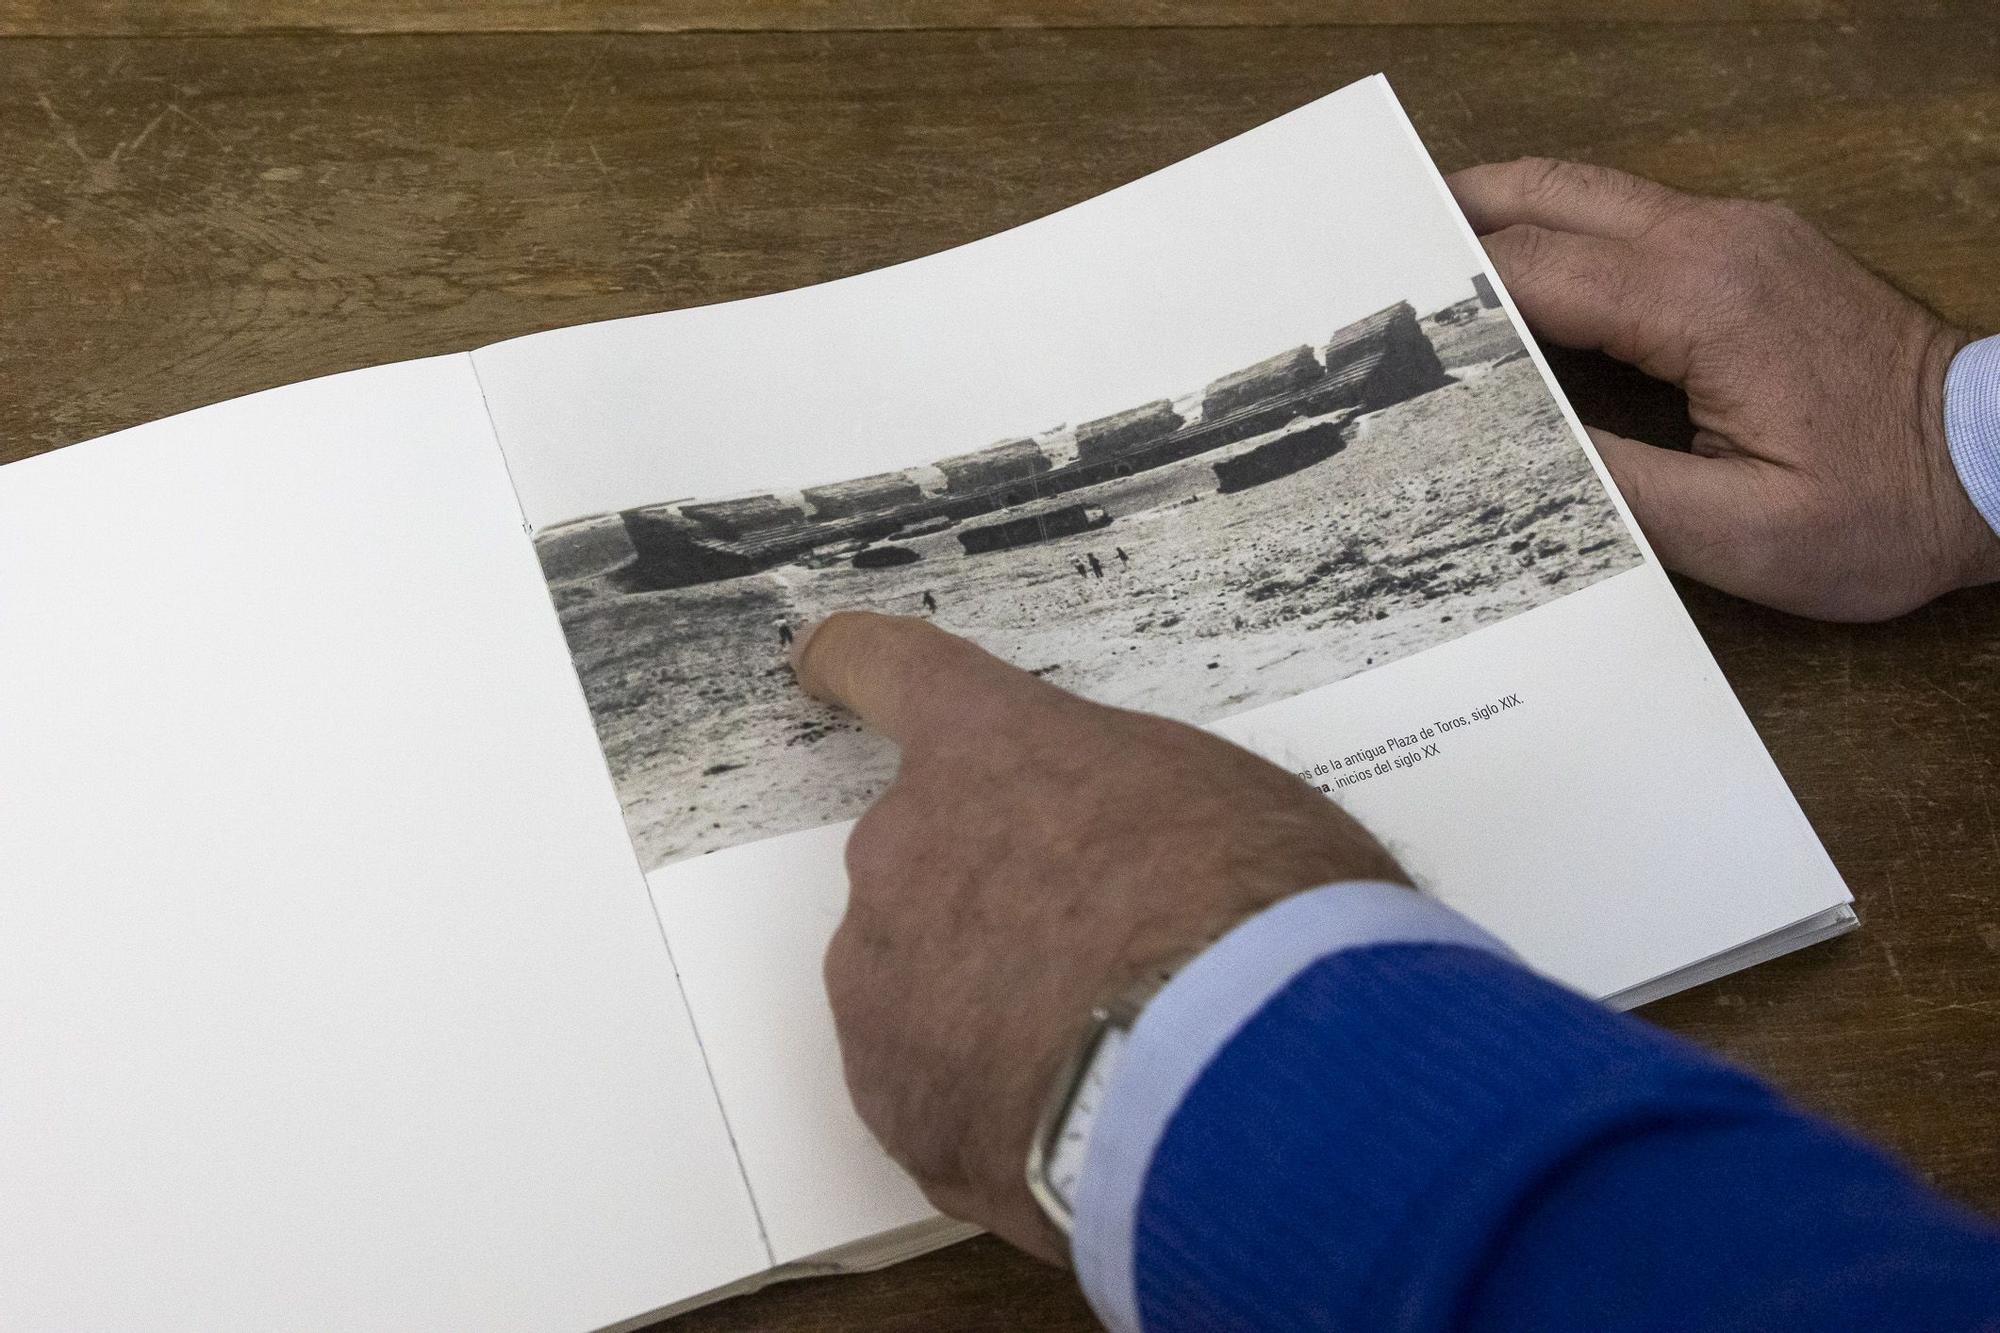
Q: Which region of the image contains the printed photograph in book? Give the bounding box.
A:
[533,286,1643,870]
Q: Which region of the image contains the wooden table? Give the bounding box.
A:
[4,3,1995,1328]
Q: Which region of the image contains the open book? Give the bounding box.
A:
[0,76,1852,1331]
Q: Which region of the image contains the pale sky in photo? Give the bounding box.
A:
[476,77,1493,530]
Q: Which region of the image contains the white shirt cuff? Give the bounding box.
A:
[1069,879,1512,1333]
[1945,333,2000,540]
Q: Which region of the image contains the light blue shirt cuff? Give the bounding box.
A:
[1069,880,1513,1333]
[1945,333,2000,540]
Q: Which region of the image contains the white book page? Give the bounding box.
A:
[469,78,1849,1260]
[0,358,766,1332]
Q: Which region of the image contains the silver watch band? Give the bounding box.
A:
[1026,952,1201,1234]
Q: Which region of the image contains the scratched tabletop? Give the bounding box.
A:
[3,3,1997,1328]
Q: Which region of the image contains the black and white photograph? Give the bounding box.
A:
[534,287,1643,869]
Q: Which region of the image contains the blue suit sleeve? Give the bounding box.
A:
[1074,890,2000,1331]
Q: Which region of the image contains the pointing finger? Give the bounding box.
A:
[1450,157,1691,242]
[790,610,1052,751]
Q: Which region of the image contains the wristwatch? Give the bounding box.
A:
[1026,953,1197,1235]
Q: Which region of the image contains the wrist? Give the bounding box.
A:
[1027,878,1360,1246]
[941,774,1409,1260]
[1028,947,1203,1238]
[953,899,1284,1264]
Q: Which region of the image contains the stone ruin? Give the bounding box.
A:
[802,471,926,520]
[1212,420,1349,493]
[1074,399,1186,463]
[619,301,1454,589]
[622,494,911,589]
[622,507,764,587]
[934,438,1053,496]
[1472,272,1500,309]
[1311,301,1453,416]
[679,493,807,540]
[958,502,1111,555]
[1202,344,1324,422]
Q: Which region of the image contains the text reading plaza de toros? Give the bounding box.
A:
[1299,693,1524,792]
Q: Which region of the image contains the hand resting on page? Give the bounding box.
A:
[1448,157,2000,621]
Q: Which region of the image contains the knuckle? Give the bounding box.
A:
[845,1081,908,1161]
[843,809,901,887]
[1733,475,1817,564]
[917,1176,978,1220]
[1747,197,1804,229]
[1520,156,1637,213]
[889,620,985,702]
[887,615,953,667]
[821,912,896,1034]
[1716,196,1803,244]
[1495,224,1618,303]
[857,612,928,675]
[1516,155,1580,206]
[1639,188,1703,243]
[821,921,862,1010]
[1772,480,1837,539]
[844,785,926,889]
[1486,221,1549,277]
[1683,202,1781,290]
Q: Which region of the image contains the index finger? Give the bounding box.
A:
[1449,158,1690,241]
[790,610,1051,750]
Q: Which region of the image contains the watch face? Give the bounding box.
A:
[1041,1025,1130,1216]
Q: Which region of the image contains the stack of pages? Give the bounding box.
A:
[0,76,1852,1331]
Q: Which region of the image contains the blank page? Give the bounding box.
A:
[0,358,766,1331]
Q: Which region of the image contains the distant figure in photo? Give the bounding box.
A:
[1073,559,1089,578]
[777,621,794,649]
[1087,553,1104,579]
[921,591,938,614]
[1116,546,1130,568]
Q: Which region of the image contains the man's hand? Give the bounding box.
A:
[793,611,1405,1264]
[1450,157,2000,621]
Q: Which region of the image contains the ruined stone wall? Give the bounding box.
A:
[679,494,807,540]
[1361,305,1451,411]
[935,438,1052,495]
[1203,345,1323,421]
[622,508,768,588]
[803,472,925,520]
[1074,399,1185,462]
[1324,302,1412,378]
[958,502,1106,554]
[1212,420,1348,493]
[1319,302,1451,415]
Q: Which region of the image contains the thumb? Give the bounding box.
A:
[1587,427,1780,597]
[790,610,1052,751]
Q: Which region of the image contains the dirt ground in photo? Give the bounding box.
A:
[539,321,1639,869]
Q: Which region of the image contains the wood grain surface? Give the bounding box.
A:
[2,0,1991,38]
[2,8,1996,1330]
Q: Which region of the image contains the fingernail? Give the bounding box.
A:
[788,617,824,673]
